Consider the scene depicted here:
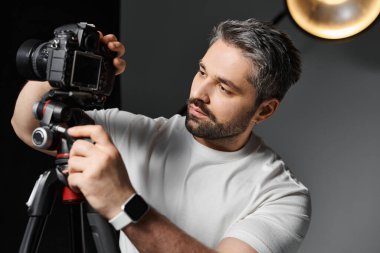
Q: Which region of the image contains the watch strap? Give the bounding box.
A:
[108,193,150,230]
[108,209,132,230]
[108,193,136,230]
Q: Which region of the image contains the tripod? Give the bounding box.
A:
[19,89,121,253]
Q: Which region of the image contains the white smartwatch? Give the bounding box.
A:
[108,193,150,230]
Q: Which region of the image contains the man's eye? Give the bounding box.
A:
[198,70,206,77]
[219,84,232,95]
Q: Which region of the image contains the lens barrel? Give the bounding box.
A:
[16,39,48,81]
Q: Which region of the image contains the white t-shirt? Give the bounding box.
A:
[88,108,311,253]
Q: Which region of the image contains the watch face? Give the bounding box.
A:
[124,194,149,222]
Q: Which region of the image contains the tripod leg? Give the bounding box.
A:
[19,217,49,253]
[19,169,59,253]
[61,187,120,253]
[62,185,94,253]
[66,202,88,253]
[85,203,121,253]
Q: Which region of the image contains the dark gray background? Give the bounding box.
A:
[119,1,380,253]
[2,1,120,252]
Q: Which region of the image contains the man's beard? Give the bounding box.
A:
[185,98,256,140]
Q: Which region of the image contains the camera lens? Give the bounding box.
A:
[16,39,50,81]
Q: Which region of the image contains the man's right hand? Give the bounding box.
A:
[100,32,126,75]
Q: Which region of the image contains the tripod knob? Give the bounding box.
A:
[32,126,54,149]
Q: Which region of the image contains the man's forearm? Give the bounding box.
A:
[123,208,218,253]
[11,81,52,148]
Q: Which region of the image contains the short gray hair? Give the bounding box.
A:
[210,18,301,107]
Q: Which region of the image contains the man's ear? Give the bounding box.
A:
[252,98,280,124]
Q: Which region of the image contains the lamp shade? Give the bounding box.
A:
[286,0,380,39]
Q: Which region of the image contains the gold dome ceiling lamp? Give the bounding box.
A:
[285,0,380,39]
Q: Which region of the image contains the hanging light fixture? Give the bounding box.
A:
[286,0,380,39]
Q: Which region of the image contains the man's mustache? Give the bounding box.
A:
[187,98,216,122]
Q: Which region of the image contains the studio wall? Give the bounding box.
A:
[119,1,380,253]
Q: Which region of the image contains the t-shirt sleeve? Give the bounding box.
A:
[223,186,311,253]
[85,108,167,148]
[85,108,169,171]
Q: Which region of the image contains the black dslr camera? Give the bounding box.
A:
[16,22,116,107]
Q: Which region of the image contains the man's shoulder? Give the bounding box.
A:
[251,137,309,193]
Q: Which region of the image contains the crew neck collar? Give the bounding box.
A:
[184,129,261,163]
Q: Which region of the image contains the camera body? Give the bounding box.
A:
[16,22,116,105]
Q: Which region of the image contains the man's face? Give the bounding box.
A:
[186,39,258,140]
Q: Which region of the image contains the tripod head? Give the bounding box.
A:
[31,89,97,187]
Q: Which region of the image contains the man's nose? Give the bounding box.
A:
[192,78,212,103]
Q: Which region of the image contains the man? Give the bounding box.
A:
[12,18,311,253]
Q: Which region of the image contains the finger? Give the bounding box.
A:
[68,155,89,173]
[114,58,126,75]
[67,173,82,193]
[68,125,112,146]
[101,34,118,44]
[108,41,125,57]
[70,139,95,157]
